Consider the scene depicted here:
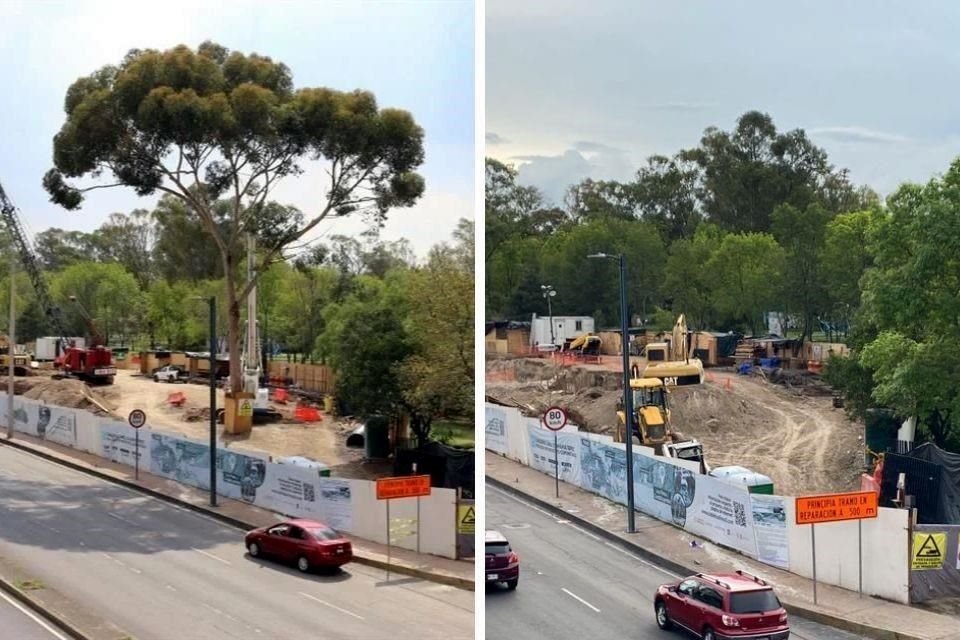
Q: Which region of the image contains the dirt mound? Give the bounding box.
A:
[8,376,113,415]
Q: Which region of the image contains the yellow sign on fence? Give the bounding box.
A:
[912,533,946,570]
[458,505,475,535]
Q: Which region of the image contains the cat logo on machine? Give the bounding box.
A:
[912,532,946,570]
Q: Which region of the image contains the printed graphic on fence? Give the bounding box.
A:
[486,406,508,455]
[316,478,352,531]
[750,493,789,569]
[912,532,947,570]
[101,422,150,468]
[528,426,581,483]
[218,449,268,503]
[150,432,212,488]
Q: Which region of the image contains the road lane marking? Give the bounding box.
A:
[564,522,601,541]
[561,587,600,612]
[603,542,680,579]
[0,587,71,640]
[299,592,366,620]
[192,548,232,565]
[166,585,177,592]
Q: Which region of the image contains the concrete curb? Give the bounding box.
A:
[487,475,927,640]
[0,437,474,592]
[0,574,92,640]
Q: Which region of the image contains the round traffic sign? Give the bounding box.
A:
[543,406,567,431]
[128,409,147,429]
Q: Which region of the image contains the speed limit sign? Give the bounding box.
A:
[543,406,567,431]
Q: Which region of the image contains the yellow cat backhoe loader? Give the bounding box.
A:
[641,314,704,386]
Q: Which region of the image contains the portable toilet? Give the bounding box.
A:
[709,465,775,494]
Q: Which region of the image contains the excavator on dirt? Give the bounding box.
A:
[561,333,602,358]
[641,314,705,386]
[616,372,708,473]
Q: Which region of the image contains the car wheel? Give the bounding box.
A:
[655,601,672,630]
[247,542,260,557]
[297,556,310,573]
[154,375,160,382]
[506,578,518,591]
[703,627,715,640]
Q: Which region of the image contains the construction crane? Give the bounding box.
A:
[0,180,114,384]
[0,180,69,348]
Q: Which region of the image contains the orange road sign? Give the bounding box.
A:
[795,491,878,525]
[376,475,432,500]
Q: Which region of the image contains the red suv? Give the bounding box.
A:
[485,530,519,590]
[654,571,789,640]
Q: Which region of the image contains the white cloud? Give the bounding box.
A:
[486,132,508,144]
[808,127,912,145]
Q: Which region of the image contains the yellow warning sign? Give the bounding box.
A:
[458,505,475,535]
[239,400,253,417]
[912,532,946,570]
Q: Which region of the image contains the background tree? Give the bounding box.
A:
[44,41,425,394]
[705,233,785,334]
[91,210,156,287]
[771,202,831,341]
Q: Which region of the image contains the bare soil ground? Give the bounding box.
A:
[11,370,388,480]
[486,357,864,496]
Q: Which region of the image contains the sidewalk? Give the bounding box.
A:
[0,434,474,591]
[487,452,960,640]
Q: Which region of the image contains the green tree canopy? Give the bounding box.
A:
[44,41,426,392]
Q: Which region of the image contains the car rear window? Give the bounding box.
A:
[307,527,340,541]
[729,589,781,613]
[486,542,511,554]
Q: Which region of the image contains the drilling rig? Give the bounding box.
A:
[0,180,115,384]
[243,234,268,408]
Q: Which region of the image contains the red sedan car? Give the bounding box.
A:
[654,571,790,640]
[245,519,353,573]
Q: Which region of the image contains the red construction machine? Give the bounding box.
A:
[0,180,115,385]
[53,296,115,385]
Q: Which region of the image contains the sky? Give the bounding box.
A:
[486,0,960,205]
[0,0,474,258]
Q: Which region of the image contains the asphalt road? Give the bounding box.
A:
[486,486,864,640]
[0,445,473,640]
[0,589,70,640]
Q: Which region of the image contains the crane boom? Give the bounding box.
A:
[0,180,68,342]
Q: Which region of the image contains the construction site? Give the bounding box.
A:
[486,317,865,497]
[0,181,409,481]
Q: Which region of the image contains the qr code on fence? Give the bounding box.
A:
[303,483,316,502]
[734,501,746,527]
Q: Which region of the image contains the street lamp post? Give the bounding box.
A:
[588,252,636,533]
[193,296,218,507]
[541,285,557,348]
[207,296,217,507]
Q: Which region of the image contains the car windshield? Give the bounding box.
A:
[486,542,510,555]
[729,590,781,613]
[307,526,340,541]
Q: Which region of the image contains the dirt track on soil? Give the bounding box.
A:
[486,357,864,496]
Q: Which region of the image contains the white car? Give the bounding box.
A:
[153,365,186,383]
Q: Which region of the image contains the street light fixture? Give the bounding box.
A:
[541,285,557,348]
[587,252,636,533]
[192,295,218,507]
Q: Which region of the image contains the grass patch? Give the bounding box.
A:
[16,579,44,591]
[432,420,474,448]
